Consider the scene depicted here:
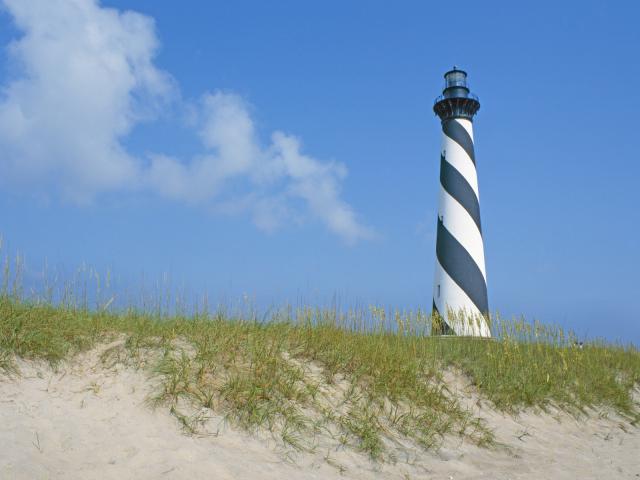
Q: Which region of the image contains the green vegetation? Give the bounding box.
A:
[0,252,639,460]
[1,298,639,459]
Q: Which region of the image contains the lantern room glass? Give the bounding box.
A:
[444,70,467,89]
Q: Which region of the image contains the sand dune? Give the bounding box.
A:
[1,347,638,480]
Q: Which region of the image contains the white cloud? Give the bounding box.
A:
[148,92,375,244]
[0,0,373,243]
[0,0,174,202]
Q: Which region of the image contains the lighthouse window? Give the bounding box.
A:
[445,71,466,88]
[437,284,441,298]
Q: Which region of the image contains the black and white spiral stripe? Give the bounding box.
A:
[432,118,490,337]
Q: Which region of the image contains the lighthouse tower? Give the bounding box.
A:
[432,67,490,337]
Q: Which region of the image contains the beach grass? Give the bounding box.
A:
[1,294,639,459]
[0,247,639,459]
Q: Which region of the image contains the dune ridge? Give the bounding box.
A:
[1,343,638,480]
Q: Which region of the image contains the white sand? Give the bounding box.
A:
[1,346,638,480]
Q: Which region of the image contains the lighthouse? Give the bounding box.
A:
[432,67,491,337]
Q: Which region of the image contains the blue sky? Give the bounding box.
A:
[0,0,638,344]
